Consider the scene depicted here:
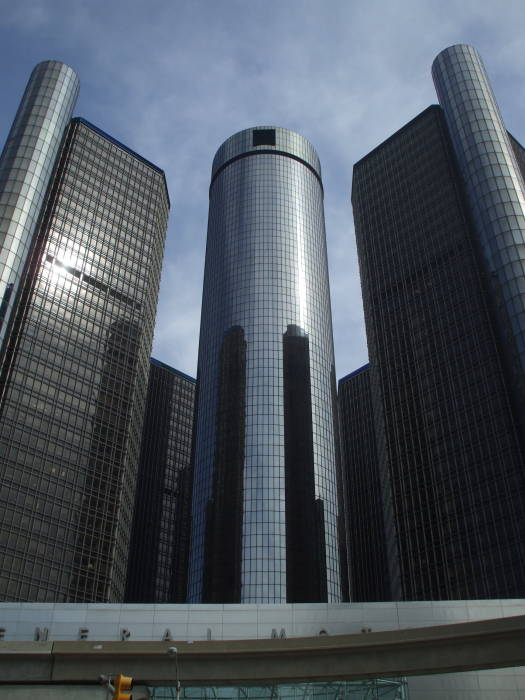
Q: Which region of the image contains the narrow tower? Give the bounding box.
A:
[432,45,525,419]
[0,61,79,364]
[188,127,341,603]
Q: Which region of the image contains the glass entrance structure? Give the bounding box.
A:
[149,680,408,700]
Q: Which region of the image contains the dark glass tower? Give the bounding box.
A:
[126,359,196,603]
[0,102,169,600]
[188,127,341,603]
[348,47,525,600]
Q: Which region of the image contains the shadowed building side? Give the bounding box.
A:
[283,324,327,603]
[126,359,196,603]
[351,101,525,600]
[338,365,390,602]
[203,325,246,603]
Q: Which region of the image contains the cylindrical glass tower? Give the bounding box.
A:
[0,61,79,355]
[188,127,341,603]
[432,45,525,391]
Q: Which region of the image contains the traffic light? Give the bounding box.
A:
[113,673,133,700]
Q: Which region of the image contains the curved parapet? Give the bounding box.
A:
[211,126,322,185]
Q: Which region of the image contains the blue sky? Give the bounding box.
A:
[1,0,524,377]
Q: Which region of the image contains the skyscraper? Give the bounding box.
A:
[0,64,169,602]
[188,127,341,603]
[347,46,525,600]
[126,359,196,603]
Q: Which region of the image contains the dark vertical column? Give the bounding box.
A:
[331,365,350,602]
[202,325,246,603]
[283,324,327,602]
[170,453,193,603]
[125,364,173,602]
[338,367,392,602]
[178,379,200,603]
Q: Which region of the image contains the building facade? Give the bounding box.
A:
[126,359,196,603]
[348,46,525,600]
[338,366,389,602]
[0,74,169,601]
[188,127,341,603]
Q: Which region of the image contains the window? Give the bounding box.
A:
[253,129,276,147]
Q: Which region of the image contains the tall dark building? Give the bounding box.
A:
[126,359,195,603]
[0,64,169,602]
[347,45,525,600]
[338,366,389,602]
[188,127,341,603]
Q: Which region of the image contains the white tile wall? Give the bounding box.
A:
[1,600,525,642]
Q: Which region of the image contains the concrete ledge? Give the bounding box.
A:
[0,642,54,682]
[1,615,525,685]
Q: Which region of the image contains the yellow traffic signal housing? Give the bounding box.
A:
[113,673,133,700]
